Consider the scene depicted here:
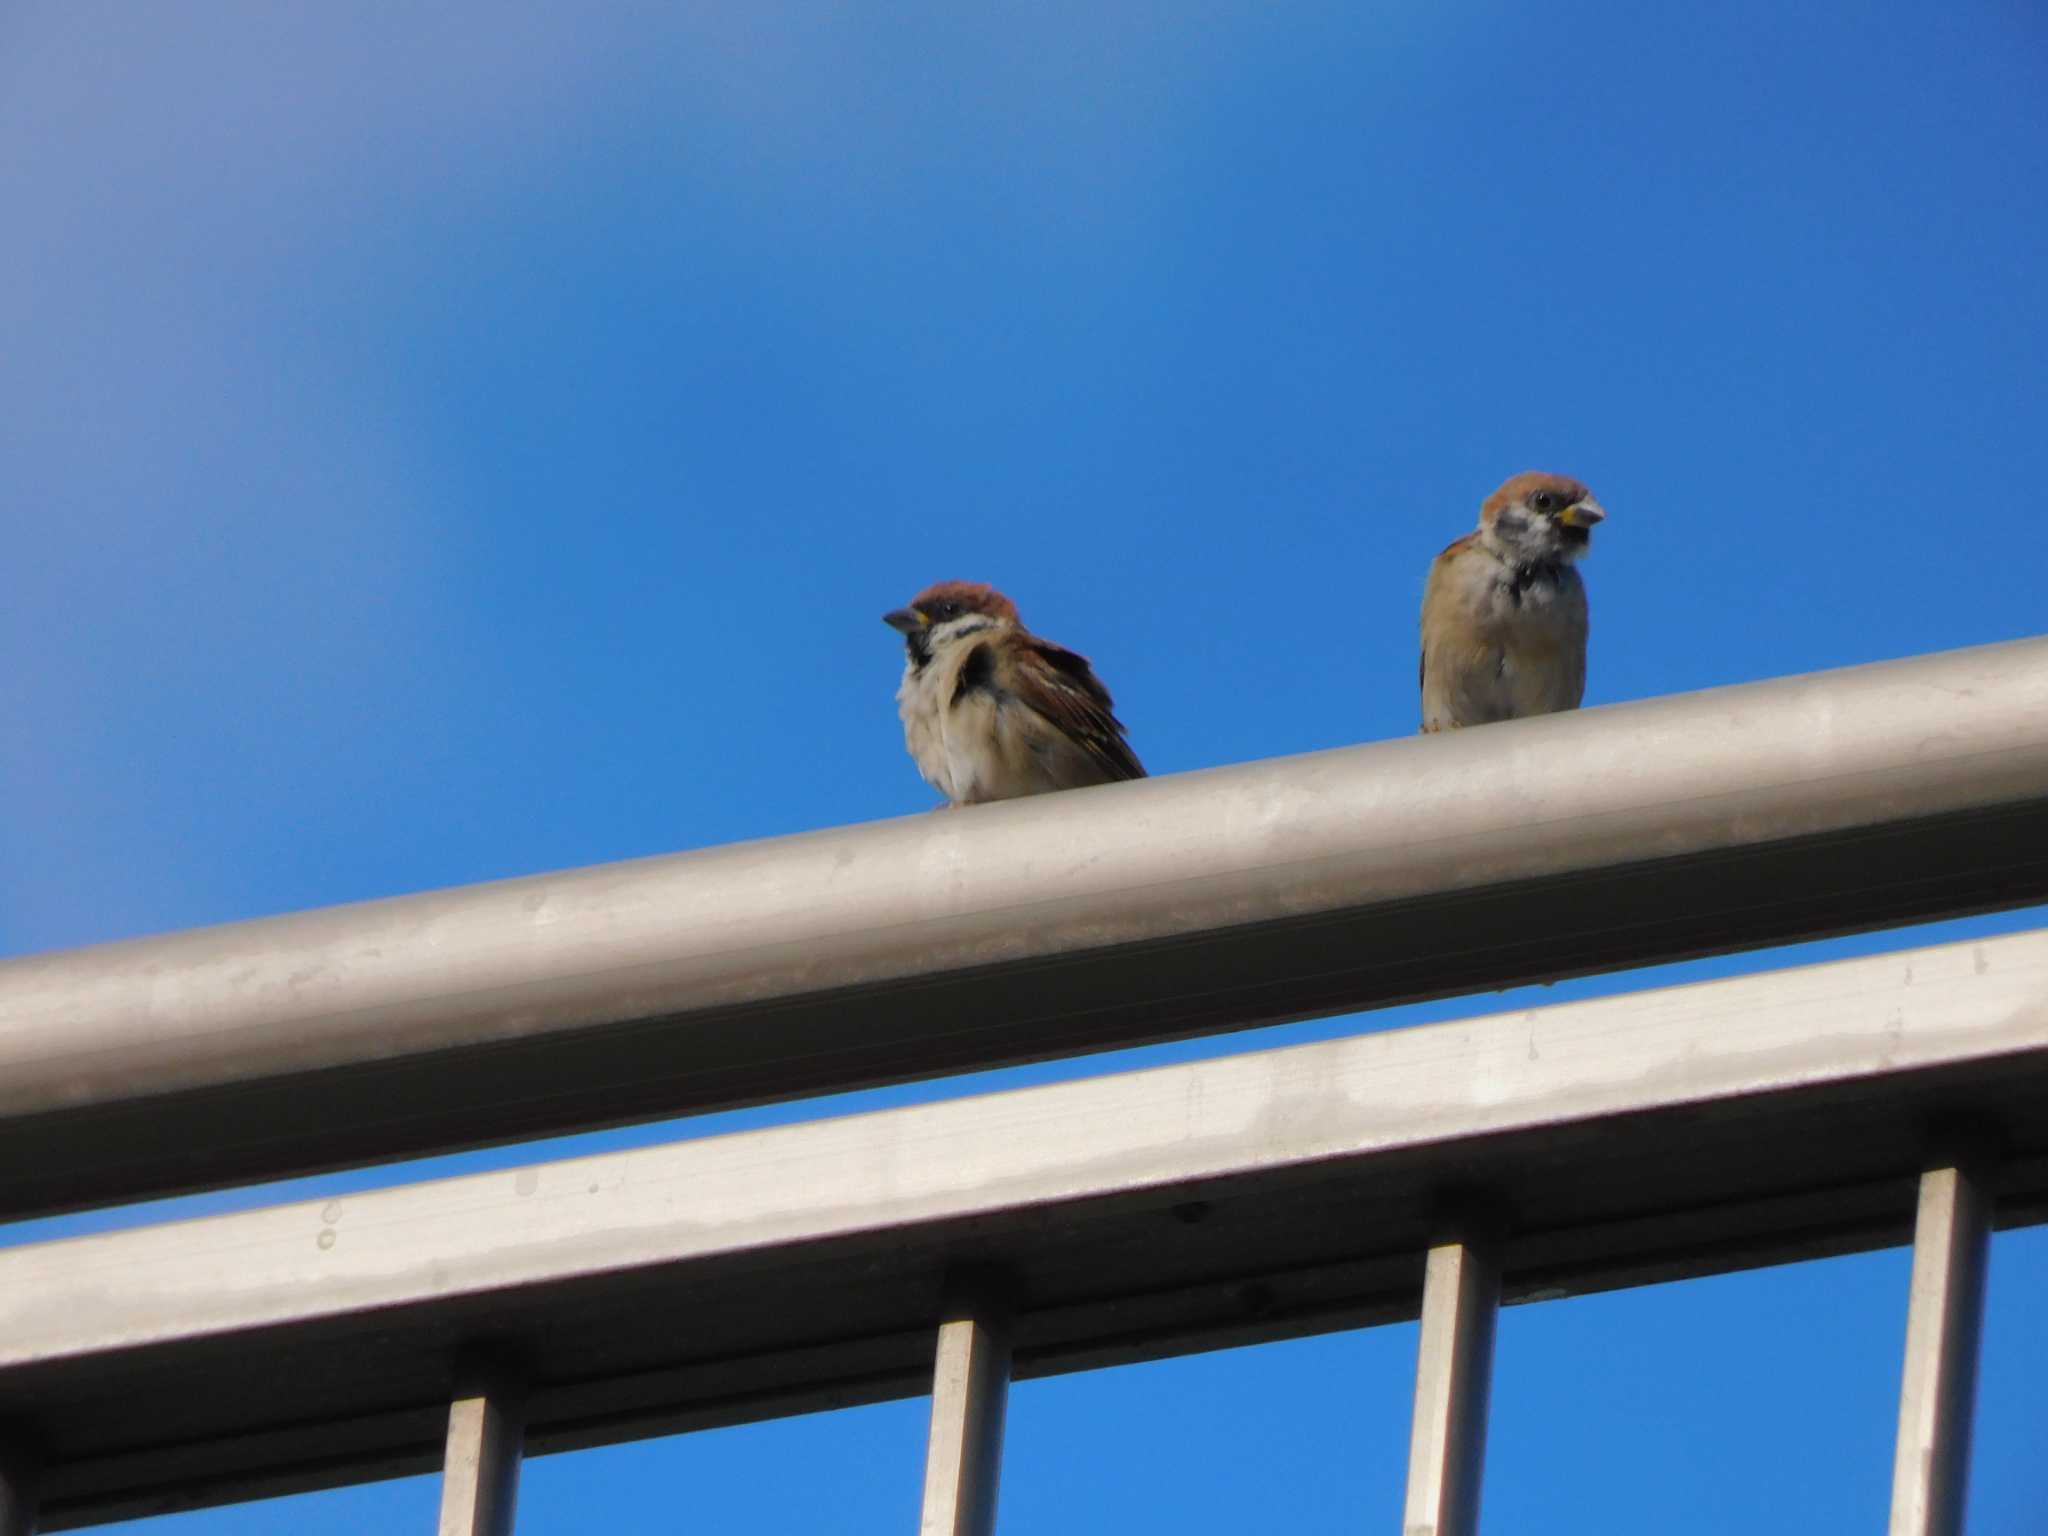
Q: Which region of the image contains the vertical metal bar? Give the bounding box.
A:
[1888,1161,1992,1536]
[438,1359,525,1536]
[0,1439,38,1536]
[1402,1234,1501,1536]
[919,1287,1014,1536]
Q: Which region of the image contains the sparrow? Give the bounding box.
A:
[1419,471,1606,732]
[883,581,1145,805]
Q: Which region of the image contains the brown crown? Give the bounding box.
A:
[908,581,1021,624]
[1483,471,1592,518]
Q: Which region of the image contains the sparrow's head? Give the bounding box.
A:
[1479,471,1606,565]
[883,581,1021,667]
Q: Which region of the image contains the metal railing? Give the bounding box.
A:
[1,639,2045,1535]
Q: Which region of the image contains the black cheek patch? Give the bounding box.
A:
[953,643,997,704]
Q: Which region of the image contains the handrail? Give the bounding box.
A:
[6,928,2045,1527]
[2,637,2046,1219]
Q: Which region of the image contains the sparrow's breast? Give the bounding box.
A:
[1421,552,1587,728]
[896,660,958,799]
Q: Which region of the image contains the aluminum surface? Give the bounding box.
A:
[436,1364,523,1536]
[6,928,2048,1528]
[0,1444,35,1536]
[1402,1236,1500,1536]
[3,640,2047,1219]
[1888,1162,1991,1536]
[918,1293,1012,1536]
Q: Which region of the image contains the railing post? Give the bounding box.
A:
[0,1437,37,1536]
[1402,1228,1501,1536]
[438,1355,525,1536]
[919,1282,1014,1536]
[1888,1158,1993,1536]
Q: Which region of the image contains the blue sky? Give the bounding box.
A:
[2,0,2044,1530]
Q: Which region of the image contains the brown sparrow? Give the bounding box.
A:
[1420,471,1606,732]
[883,581,1145,805]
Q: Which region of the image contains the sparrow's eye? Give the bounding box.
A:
[1531,490,1559,514]
[931,601,959,621]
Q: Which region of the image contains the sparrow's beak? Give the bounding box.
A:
[883,607,927,634]
[1558,497,1606,529]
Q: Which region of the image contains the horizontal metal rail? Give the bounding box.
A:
[5,927,2046,1529]
[2,639,2045,1221]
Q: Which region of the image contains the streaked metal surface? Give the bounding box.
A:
[0,1442,36,1536]
[1402,1235,1500,1536]
[2,639,2046,1220]
[1888,1162,1991,1536]
[918,1290,1012,1536]
[437,1363,523,1536]
[6,929,2048,1529]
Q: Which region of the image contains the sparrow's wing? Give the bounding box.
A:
[1000,636,1147,781]
[1418,534,1481,731]
[1557,564,1589,709]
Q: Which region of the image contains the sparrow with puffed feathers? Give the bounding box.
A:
[883,581,1145,806]
[1419,471,1606,733]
